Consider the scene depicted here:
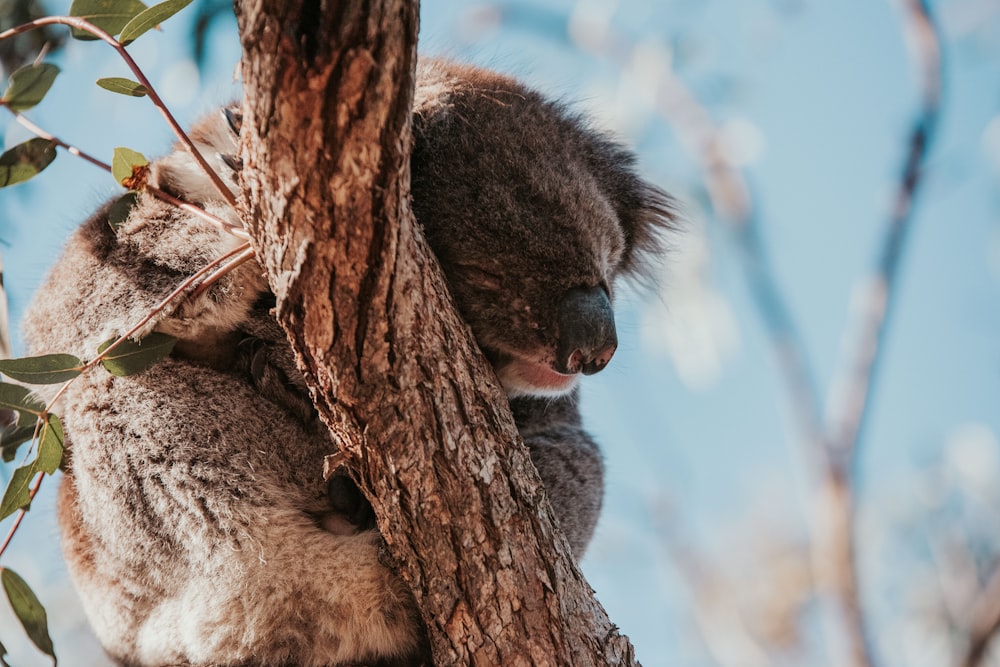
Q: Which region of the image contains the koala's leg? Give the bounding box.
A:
[57,358,424,667]
[509,392,605,558]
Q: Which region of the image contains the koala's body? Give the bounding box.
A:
[22,59,672,666]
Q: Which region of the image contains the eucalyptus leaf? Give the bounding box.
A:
[1,423,36,463]
[98,332,176,376]
[107,191,139,231]
[69,0,148,40]
[0,463,37,521]
[0,383,44,424]
[1,568,56,663]
[119,0,193,45]
[1,638,9,667]
[111,146,148,189]
[96,76,147,97]
[1,63,60,112]
[0,354,83,384]
[36,415,64,475]
[0,138,57,188]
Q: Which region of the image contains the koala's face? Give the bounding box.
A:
[411,60,674,398]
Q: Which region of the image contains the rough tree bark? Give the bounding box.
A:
[234,1,640,665]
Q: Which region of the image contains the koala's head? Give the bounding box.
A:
[411,59,675,398]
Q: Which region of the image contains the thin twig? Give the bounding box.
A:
[12,112,248,238]
[816,1,940,659]
[13,112,109,171]
[651,59,874,667]
[0,16,238,209]
[188,245,256,300]
[0,252,10,360]
[82,240,254,367]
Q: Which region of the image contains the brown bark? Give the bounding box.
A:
[234,1,639,665]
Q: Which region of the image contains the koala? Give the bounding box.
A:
[21,58,673,666]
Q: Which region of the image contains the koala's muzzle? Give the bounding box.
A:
[555,286,618,376]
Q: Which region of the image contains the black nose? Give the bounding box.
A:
[555,286,618,376]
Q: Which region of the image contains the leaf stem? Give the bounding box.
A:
[81,240,254,370]
[0,15,239,209]
[11,112,248,239]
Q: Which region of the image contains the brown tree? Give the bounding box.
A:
[235,1,637,665]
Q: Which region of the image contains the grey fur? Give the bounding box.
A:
[22,59,674,666]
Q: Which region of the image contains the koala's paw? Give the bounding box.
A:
[321,473,377,536]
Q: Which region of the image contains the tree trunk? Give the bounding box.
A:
[234,2,639,664]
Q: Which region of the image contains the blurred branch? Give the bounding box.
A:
[641,54,879,667]
[648,56,828,472]
[960,561,1000,667]
[824,0,941,475]
[654,503,775,667]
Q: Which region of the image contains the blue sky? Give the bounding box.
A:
[2,1,999,665]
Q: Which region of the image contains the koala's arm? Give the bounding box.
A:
[509,391,604,558]
[22,110,264,367]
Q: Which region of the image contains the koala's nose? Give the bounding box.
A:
[555,285,618,376]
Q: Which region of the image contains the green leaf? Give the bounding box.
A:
[95,76,147,97]
[0,138,57,188]
[118,0,193,45]
[1,63,60,112]
[107,191,139,231]
[0,354,83,384]
[1,568,56,663]
[1,638,9,667]
[36,415,64,475]
[0,463,37,521]
[69,0,148,40]
[98,332,176,376]
[0,383,44,425]
[111,146,148,189]
[1,422,36,463]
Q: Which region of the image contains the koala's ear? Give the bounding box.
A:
[621,180,678,282]
[585,136,679,283]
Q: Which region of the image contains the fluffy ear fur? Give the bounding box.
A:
[23,57,673,667]
[582,139,679,284]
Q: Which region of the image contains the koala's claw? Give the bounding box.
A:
[219,152,243,172]
[223,105,243,136]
